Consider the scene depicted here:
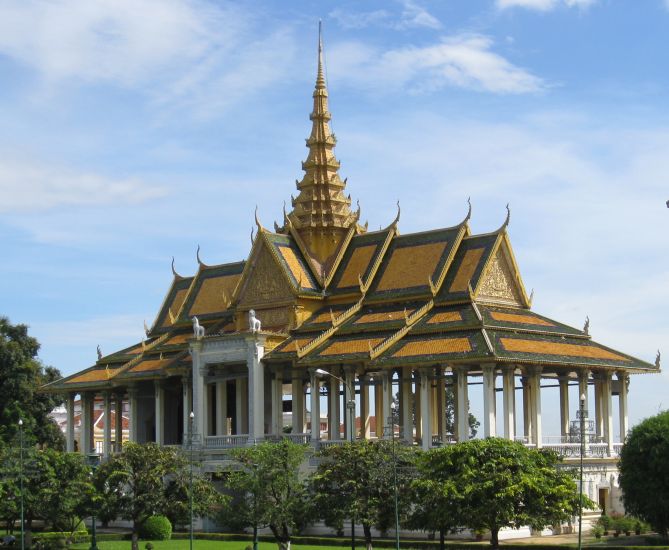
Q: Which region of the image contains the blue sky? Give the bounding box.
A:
[1,0,667,434]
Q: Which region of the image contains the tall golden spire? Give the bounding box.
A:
[287,22,362,268]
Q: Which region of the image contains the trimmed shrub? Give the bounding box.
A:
[139,515,172,541]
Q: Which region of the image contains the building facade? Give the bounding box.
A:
[45,30,660,517]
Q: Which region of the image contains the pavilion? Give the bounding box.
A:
[45,27,659,516]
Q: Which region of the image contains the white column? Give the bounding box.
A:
[328,375,340,440]
[128,387,139,444]
[374,383,384,438]
[381,370,392,439]
[455,366,469,442]
[216,381,228,435]
[114,392,123,453]
[154,382,164,445]
[204,383,212,436]
[246,335,265,440]
[529,367,542,448]
[344,367,356,441]
[502,366,515,441]
[436,369,446,442]
[360,378,371,439]
[103,391,112,457]
[190,341,206,439]
[271,370,283,436]
[594,376,603,439]
[235,378,245,434]
[292,375,305,434]
[559,375,570,438]
[578,369,589,412]
[419,368,432,449]
[522,376,531,441]
[66,393,76,452]
[400,369,412,443]
[618,372,629,442]
[482,364,496,438]
[182,377,191,443]
[309,369,321,441]
[80,392,90,454]
[602,371,614,456]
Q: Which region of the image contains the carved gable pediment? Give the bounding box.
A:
[477,243,524,307]
[237,243,294,309]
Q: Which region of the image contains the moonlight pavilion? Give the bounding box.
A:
[45,29,659,515]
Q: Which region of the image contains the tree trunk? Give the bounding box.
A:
[363,522,373,550]
[131,531,139,550]
[490,528,499,549]
[439,528,445,550]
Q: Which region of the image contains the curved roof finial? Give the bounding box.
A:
[196,244,208,267]
[171,256,183,279]
[251,227,255,246]
[503,203,511,228]
[254,205,265,232]
[383,201,401,231]
[464,197,472,222]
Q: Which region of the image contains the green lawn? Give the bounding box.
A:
[70,542,342,550]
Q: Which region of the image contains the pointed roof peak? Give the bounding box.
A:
[316,20,326,90]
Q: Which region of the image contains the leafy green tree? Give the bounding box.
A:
[0,317,64,449]
[619,410,669,538]
[406,448,464,550]
[423,438,583,549]
[312,440,417,550]
[222,439,310,550]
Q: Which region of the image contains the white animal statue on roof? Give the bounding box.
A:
[248,309,262,333]
[192,316,205,339]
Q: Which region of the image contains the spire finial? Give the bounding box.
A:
[317,20,325,90]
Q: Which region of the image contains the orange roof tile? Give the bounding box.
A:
[319,338,384,356]
[500,338,629,361]
[336,244,377,288]
[449,247,485,292]
[427,311,463,324]
[490,311,554,327]
[377,242,448,291]
[392,337,471,357]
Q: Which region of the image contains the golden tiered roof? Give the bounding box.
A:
[281,23,365,275]
[43,28,658,394]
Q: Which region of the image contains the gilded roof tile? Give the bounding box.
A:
[336,244,377,288]
[427,311,463,324]
[499,338,628,362]
[65,367,121,384]
[354,309,414,325]
[188,274,241,316]
[449,248,485,292]
[392,337,472,357]
[376,242,448,291]
[128,358,173,373]
[277,244,317,290]
[319,337,384,356]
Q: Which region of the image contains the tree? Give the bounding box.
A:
[0,317,64,449]
[311,440,417,550]
[421,438,583,549]
[222,439,310,550]
[406,449,464,550]
[619,410,669,538]
[99,442,222,546]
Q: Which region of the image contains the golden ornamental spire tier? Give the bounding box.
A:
[287,23,363,269]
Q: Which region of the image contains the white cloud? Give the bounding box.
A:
[329,34,545,94]
[497,0,597,11]
[329,0,440,30]
[0,0,295,116]
[0,153,166,213]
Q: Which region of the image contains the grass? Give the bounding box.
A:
[70,542,345,550]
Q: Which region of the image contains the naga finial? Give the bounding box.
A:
[251,227,255,246]
[529,288,534,306]
[143,320,150,337]
[583,316,590,336]
[171,257,183,279]
[254,206,265,232]
[656,350,661,368]
[196,244,206,267]
[465,197,472,222]
[97,345,102,361]
[503,203,511,229]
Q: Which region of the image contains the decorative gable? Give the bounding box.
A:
[476,244,524,307]
[237,243,295,309]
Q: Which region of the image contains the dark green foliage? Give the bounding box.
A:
[100,442,223,537]
[311,439,417,550]
[414,439,584,549]
[0,317,64,449]
[221,439,310,550]
[139,515,172,540]
[619,410,669,538]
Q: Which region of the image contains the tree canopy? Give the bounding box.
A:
[417,438,582,548]
[0,317,64,449]
[312,440,416,550]
[619,410,669,538]
[222,439,310,550]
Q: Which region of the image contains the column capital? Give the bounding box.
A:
[578,368,591,380]
[453,364,469,376]
[557,372,571,382]
[481,363,496,374]
[523,365,543,376]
